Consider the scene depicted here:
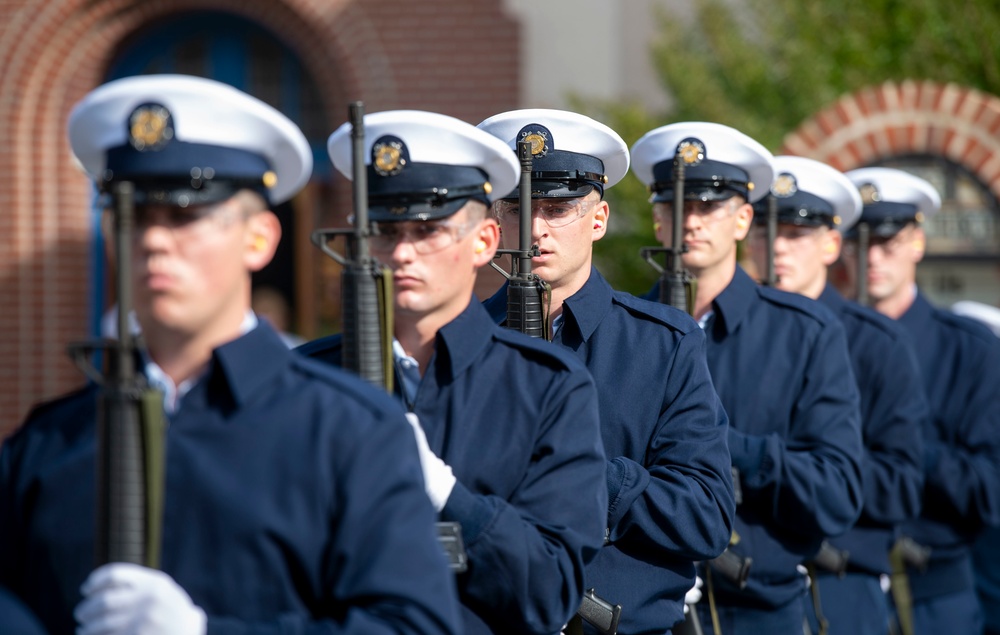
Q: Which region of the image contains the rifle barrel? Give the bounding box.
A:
[766,194,778,286]
[350,102,370,262]
[856,222,870,306]
[96,180,146,567]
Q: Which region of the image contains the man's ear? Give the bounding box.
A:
[472,218,500,267]
[910,226,926,264]
[821,229,842,266]
[734,202,753,241]
[244,210,282,272]
[591,200,610,241]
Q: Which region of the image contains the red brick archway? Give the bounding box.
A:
[781,80,1000,199]
[0,0,519,437]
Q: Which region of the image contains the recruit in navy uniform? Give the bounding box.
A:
[478,109,736,635]
[841,167,1000,635]
[298,110,608,635]
[746,156,928,635]
[0,75,460,635]
[632,122,864,635]
[951,301,1000,635]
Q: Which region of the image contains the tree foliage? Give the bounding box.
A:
[576,0,1000,295]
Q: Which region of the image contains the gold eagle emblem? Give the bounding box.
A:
[373,141,405,176]
[676,140,705,166]
[771,173,797,198]
[859,183,881,205]
[129,104,174,151]
[522,132,547,156]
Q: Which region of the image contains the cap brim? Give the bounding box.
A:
[651,187,740,203]
[501,181,599,200]
[368,198,471,223]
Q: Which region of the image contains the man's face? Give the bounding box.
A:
[841,223,924,303]
[652,197,750,276]
[126,195,265,338]
[370,204,491,322]
[748,223,839,296]
[494,191,607,294]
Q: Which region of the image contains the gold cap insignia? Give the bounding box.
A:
[676,139,705,166]
[915,211,925,224]
[262,171,278,189]
[771,173,797,198]
[483,181,493,195]
[521,131,548,157]
[129,104,174,151]
[373,141,405,176]
[859,183,881,205]
[833,215,842,226]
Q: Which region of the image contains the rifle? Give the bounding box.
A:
[575,589,622,635]
[708,469,752,589]
[855,221,870,306]
[68,181,166,569]
[311,101,394,390]
[311,103,466,571]
[810,540,850,577]
[764,193,778,286]
[640,143,696,314]
[491,140,551,339]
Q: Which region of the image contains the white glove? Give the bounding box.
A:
[797,564,811,588]
[683,576,703,613]
[405,412,457,512]
[75,563,207,635]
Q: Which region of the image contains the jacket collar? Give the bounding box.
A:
[711,265,757,336]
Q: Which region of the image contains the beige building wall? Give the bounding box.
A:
[502,0,679,111]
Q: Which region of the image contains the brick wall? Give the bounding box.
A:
[0,0,519,438]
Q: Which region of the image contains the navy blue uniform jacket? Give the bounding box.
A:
[0,324,461,635]
[818,284,927,576]
[299,299,609,635]
[486,268,736,635]
[681,267,863,610]
[897,291,1000,600]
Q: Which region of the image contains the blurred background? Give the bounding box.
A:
[1,0,998,437]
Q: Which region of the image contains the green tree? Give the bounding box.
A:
[577,0,1000,295]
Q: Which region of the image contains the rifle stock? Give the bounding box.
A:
[810,540,850,577]
[577,588,622,635]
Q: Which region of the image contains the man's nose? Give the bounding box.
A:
[529,211,549,239]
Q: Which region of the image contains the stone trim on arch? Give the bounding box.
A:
[781,80,1000,200]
